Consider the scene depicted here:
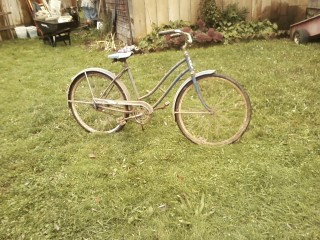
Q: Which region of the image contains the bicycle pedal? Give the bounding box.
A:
[154,101,170,110]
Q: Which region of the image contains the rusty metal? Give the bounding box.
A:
[290,13,320,41]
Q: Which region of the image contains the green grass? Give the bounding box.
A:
[1,37,320,239]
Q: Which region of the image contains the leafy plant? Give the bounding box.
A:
[198,0,222,28]
[138,21,189,51]
[221,3,249,25]
[138,21,224,51]
[199,1,248,28]
[219,20,278,44]
[198,0,278,44]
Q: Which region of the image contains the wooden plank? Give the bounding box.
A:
[128,0,147,40]
[240,0,253,21]
[261,0,271,19]
[252,0,263,20]
[218,0,253,20]
[270,0,280,19]
[3,0,23,26]
[0,8,15,40]
[190,0,201,23]
[180,0,191,22]
[169,0,180,22]
[215,0,223,9]
[309,0,320,8]
[0,12,12,16]
[222,0,237,10]
[145,0,157,33]
[277,0,290,29]
[290,0,307,6]
[156,0,168,25]
[0,25,15,30]
[221,0,231,10]
[280,0,290,16]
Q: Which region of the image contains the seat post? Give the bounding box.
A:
[124,60,140,99]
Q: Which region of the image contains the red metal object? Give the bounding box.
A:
[290,13,320,43]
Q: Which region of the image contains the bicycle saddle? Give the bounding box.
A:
[108,52,133,60]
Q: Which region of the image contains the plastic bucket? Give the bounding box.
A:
[97,21,103,30]
[15,26,27,39]
[26,26,38,38]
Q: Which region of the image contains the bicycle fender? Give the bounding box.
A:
[172,70,216,117]
[71,67,116,81]
[70,67,131,100]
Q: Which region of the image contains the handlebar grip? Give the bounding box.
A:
[158,29,181,36]
[170,33,182,38]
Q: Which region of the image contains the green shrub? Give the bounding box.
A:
[198,0,278,43]
[221,3,249,25]
[199,1,248,28]
[198,0,222,28]
[138,21,223,52]
[137,1,279,51]
[219,20,278,44]
[138,21,188,51]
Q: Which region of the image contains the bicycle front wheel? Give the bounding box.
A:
[174,73,251,146]
[68,71,130,133]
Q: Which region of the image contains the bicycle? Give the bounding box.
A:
[67,29,252,146]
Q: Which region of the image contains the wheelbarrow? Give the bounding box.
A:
[35,19,75,47]
[25,0,79,47]
[290,13,320,44]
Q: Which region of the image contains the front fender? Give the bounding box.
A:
[173,70,216,115]
[69,67,130,100]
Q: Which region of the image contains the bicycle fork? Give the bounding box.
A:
[184,51,213,112]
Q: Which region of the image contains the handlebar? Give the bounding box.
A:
[158,29,179,36]
[158,29,193,47]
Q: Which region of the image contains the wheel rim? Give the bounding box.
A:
[175,75,251,146]
[68,73,128,133]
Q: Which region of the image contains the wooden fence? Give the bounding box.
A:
[128,0,309,42]
[128,0,201,42]
[216,0,308,21]
[1,0,311,42]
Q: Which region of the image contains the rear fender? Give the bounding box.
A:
[69,67,131,100]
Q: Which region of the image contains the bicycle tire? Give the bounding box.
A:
[174,73,252,146]
[68,71,130,133]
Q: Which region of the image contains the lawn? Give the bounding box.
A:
[0,36,319,239]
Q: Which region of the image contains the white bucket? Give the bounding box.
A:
[15,26,27,39]
[97,21,103,30]
[26,26,38,38]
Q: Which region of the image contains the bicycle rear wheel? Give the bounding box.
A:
[174,73,251,146]
[68,71,130,133]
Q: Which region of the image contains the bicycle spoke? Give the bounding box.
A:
[174,74,251,145]
[68,72,129,133]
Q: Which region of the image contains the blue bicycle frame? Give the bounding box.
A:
[115,50,212,111]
